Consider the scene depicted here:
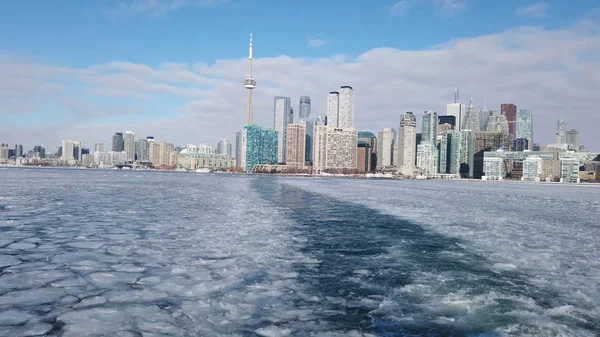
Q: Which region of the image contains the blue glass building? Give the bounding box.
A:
[261,129,279,165]
[242,126,279,171]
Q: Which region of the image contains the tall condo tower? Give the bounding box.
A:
[244,33,256,125]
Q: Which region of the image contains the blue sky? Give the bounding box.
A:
[1,0,599,150]
[1,0,596,65]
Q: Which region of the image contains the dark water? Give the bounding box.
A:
[0,168,598,336]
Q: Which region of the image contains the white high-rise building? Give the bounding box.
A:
[94,143,104,153]
[61,139,80,161]
[482,157,504,180]
[124,131,135,162]
[398,112,417,176]
[446,103,465,131]
[326,92,339,127]
[313,126,357,174]
[417,142,437,176]
[560,157,580,183]
[338,86,354,128]
[274,96,293,163]
[377,128,395,168]
[522,156,542,182]
[286,124,306,169]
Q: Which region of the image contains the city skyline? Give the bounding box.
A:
[1,1,599,150]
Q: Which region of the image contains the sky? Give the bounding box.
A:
[1,0,599,151]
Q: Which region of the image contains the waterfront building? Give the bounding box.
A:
[273,96,293,163]
[299,96,311,122]
[239,126,279,172]
[473,131,514,179]
[358,131,377,172]
[112,132,124,152]
[0,143,8,162]
[61,139,81,161]
[286,124,306,169]
[33,146,45,159]
[522,156,543,182]
[93,151,127,167]
[516,109,534,149]
[149,139,160,166]
[439,130,474,177]
[501,104,517,136]
[398,112,417,176]
[417,142,437,176]
[94,143,104,153]
[377,128,395,169]
[135,138,149,162]
[356,141,373,173]
[14,145,23,158]
[159,142,175,167]
[124,131,135,162]
[177,145,234,171]
[313,126,358,174]
[482,157,504,180]
[560,157,580,183]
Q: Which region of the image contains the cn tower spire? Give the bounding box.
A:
[244,32,256,125]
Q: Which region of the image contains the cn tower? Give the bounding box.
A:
[244,33,256,125]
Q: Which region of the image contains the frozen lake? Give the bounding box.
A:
[0,168,599,336]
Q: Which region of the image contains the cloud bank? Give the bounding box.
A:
[1,17,600,151]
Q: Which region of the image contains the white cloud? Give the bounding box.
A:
[307,39,329,48]
[109,0,228,18]
[1,18,600,152]
[390,0,467,17]
[515,2,548,18]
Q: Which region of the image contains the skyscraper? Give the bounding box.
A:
[14,145,23,158]
[516,109,534,149]
[326,92,339,127]
[422,111,438,145]
[95,143,104,153]
[462,99,480,131]
[417,142,437,176]
[446,103,464,131]
[273,96,293,163]
[501,103,517,136]
[239,126,279,172]
[0,144,8,162]
[398,112,417,176]
[135,138,149,162]
[286,124,306,169]
[235,130,242,168]
[244,33,256,125]
[112,132,124,152]
[33,146,45,159]
[556,119,567,144]
[124,131,135,162]
[338,86,354,128]
[377,128,395,168]
[217,139,230,156]
[312,126,357,174]
[299,96,311,122]
[566,129,580,151]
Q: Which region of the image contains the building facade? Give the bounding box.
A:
[326,92,339,127]
[313,126,358,174]
[462,99,480,132]
[417,142,437,176]
[516,109,534,148]
[446,103,464,131]
[299,96,311,121]
[560,157,580,183]
[501,103,517,136]
[273,96,293,163]
[522,156,543,182]
[124,131,135,162]
[286,124,306,169]
[566,129,580,151]
[112,132,124,152]
[95,143,104,153]
[135,138,149,162]
[422,111,438,145]
[377,128,395,169]
[482,157,504,180]
[398,112,417,176]
[217,139,230,156]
